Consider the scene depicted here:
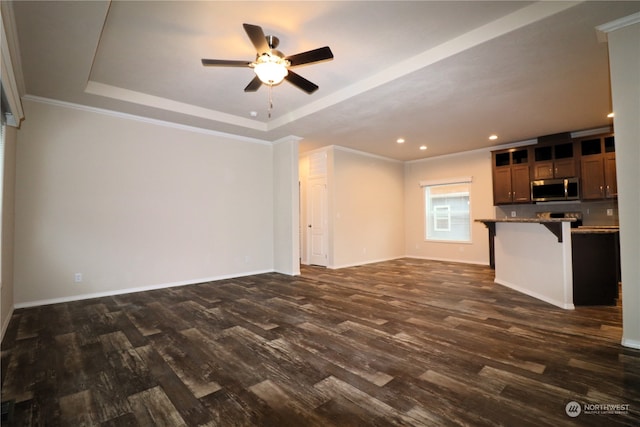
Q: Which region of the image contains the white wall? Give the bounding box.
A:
[607,20,640,349]
[1,124,17,339]
[404,149,494,264]
[299,146,404,269]
[298,152,310,265]
[273,137,300,275]
[331,147,405,268]
[14,99,275,306]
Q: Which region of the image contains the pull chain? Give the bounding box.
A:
[268,84,274,119]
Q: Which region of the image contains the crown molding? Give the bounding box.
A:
[23,95,274,146]
[1,2,25,126]
[596,12,640,42]
[332,145,403,164]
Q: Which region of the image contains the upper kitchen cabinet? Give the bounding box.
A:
[532,139,577,180]
[579,134,617,200]
[492,148,531,205]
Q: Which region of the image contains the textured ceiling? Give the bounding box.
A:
[8,1,640,160]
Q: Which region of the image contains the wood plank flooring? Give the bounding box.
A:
[2,258,640,426]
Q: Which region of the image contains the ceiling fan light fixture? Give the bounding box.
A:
[202,24,332,94]
[253,54,289,85]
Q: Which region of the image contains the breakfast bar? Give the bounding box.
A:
[476,218,576,309]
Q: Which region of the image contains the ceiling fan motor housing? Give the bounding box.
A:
[201,23,333,94]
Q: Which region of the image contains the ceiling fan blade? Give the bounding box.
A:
[285,71,319,94]
[285,46,334,67]
[244,75,263,92]
[243,23,269,54]
[201,59,251,67]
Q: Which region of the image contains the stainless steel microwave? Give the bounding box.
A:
[531,178,580,202]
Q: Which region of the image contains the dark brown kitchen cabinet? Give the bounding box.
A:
[492,148,531,204]
[532,141,577,179]
[604,153,617,196]
[580,134,617,200]
[572,231,619,305]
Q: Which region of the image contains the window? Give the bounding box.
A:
[433,205,451,231]
[422,178,471,242]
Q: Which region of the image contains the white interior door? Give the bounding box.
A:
[308,177,328,266]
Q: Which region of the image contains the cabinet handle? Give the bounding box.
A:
[600,185,604,196]
[555,167,558,175]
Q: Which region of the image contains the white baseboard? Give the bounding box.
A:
[302,255,488,270]
[328,256,404,270]
[621,337,640,350]
[494,278,575,310]
[405,255,490,266]
[323,255,489,270]
[14,269,274,309]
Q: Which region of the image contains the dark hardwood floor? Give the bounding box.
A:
[2,258,639,426]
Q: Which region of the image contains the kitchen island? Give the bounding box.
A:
[476,218,576,309]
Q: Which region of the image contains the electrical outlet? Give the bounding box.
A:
[607,209,614,216]
[74,273,82,283]
[510,211,516,218]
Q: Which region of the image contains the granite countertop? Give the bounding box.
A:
[475,217,577,243]
[475,219,619,233]
[475,218,576,223]
[572,226,620,234]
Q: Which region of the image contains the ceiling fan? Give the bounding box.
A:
[201,23,333,94]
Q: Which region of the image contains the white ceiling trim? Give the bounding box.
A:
[23,94,273,146]
[419,176,473,187]
[595,11,640,41]
[85,80,268,131]
[273,135,303,145]
[332,145,404,164]
[1,6,24,126]
[597,11,640,33]
[570,126,612,138]
[0,0,25,96]
[405,138,537,165]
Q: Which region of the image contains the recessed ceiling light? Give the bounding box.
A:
[396,138,405,144]
[419,145,427,150]
[607,112,615,118]
[489,134,498,140]
[250,111,258,117]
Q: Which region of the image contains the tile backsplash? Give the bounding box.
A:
[494,200,618,226]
